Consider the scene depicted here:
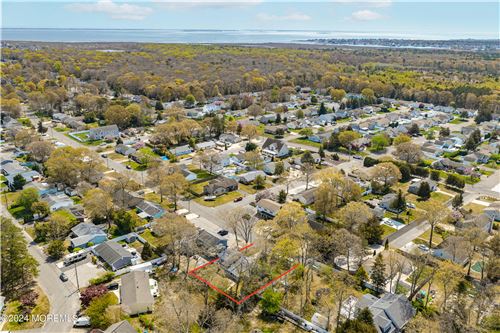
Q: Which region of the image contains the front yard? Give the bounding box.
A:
[194,191,242,207]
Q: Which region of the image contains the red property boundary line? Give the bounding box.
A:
[188,243,299,305]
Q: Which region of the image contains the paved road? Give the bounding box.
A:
[1,208,80,333]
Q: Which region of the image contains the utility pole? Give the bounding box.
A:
[74,262,80,292]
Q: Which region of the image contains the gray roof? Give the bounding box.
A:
[94,241,133,267]
[120,271,154,314]
[357,293,415,333]
[262,138,286,152]
[136,200,164,217]
[257,199,282,214]
[71,223,106,237]
[104,320,136,333]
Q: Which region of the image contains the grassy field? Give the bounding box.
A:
[289,138,322,148]
[2,287,49,331]
[417,229,444,247]
[190,181,210,196]
[381,224,397,238]
[463,202,486,215]
[140,229,161,247]
[194,191,242,207]
[123,160,147,171]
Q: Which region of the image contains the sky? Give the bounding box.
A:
[1,0,499,39]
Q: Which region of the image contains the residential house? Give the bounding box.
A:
[195,141,216,151]
[318,113,336,125]
[219,133,241,145]
[169,145,193,156]
[421,142,442,158]
[379,193,402,213]
[93,241,134,271]
[461,125,478,136]
[104,320,137,333]
[69,223,107,249]
[456,213,494,234]
[294,188,315,206]
[264,125,287,136]
[197,229,228,253]
[1,159,26,176]
[41,192,74,212]
[463,152,490,164]
[257,199,282,219]
[120,271,155,315]
[88,125,120,141]
[484,202,500,221]
[259,114,277,124]
[115,144,136,156]
[263,161,290,175]
[219,250,253,281]
[237,170,266,184]
[5,170,41,190]
[355,293,415,333]
[136,200,165,219]
[203,177,238,196]
[431,158,471,175]
[179,165,197,182]
[308,132,330,144]
[408,179,437,195]
[261,138,289,158]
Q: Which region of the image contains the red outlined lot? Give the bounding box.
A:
[188,243,299,304]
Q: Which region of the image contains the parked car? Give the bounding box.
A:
[107,282,119,290]
[233,196,243,202]
[101,153,108,158]
[418,244,430,252]
[353,155,363,160]
[204,195,216,201]
[406,202,416,209]
[126,165,132,169]
[217,229,229,236]
[59,272,68,282]
[73,316,91,327]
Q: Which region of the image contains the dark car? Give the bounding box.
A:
[60,272,68,282]
[217,229,229,236]
[101,154,108,158]
[233,196,243,202]
[126,165,132,169]
[107,282,119,290]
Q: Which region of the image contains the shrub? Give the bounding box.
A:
[80,284,108,307]
[89,272,115,286]
[20,290,38,308]
[363,156,379,167]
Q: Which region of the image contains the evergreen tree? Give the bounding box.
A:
[12,174,26,190]
[141,242,154,260]
[274,161,284,176]
[398,164,412,182]
[360,216,384,245]
[278,190,287,204]
[408,123,420,136]
[417,182,431,199]
[452,193,463,208]
[430,170,441,181]
[318,102,327,115]
[275,113,281,124]
[1,218,39,297]
[301,151,315,165]
[37,120,47,134]
[392,190,406,216]
[370,254,387,293]
[155,100,164,111]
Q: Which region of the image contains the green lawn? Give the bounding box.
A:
[194,191,242,207]
[140,229,161,247]
[463,203,486,215]
[290,138,322,148]
[188,168,214,181]
[450,118,467,125]
[381,224,397,238]
[108,152,126,160]
[190,181,210,196]
[123,160,147,171]
[65,133,104,146]
[144,192,171,210]
[417,229,443,247]
[239,182,272,194]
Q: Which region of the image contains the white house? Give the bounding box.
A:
[261,138,289,158]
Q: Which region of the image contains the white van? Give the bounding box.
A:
[63,250,88,266]
[73,316,91,327]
